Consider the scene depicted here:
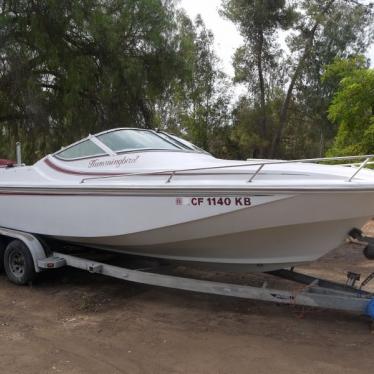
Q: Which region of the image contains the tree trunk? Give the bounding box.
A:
[256,29,267,157]
[138,98,153,129]
[269,24,318,158]
[269,0,336,158]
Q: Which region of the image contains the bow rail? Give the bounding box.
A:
[80,154,374,184]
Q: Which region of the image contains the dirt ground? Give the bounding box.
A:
[1,225,374,374]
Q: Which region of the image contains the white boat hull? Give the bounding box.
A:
[1,190,372,271]
[83,218,367,272]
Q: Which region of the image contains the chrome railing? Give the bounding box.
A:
[80,154,374,184]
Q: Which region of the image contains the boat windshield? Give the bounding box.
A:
[54,129,205,161]
[166,133,208,154]
[56,140,107,160]
[156,132,193,150]
[97,129,181,153]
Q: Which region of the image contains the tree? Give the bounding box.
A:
[183,15,232,152]
[221,0,296,157]
[0,0,187,162]
[221,0,373,158]
[322,57,374,155]
[155,14,232,155]
[281,0,374,157]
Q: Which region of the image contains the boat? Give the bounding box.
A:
[1,128,374,272]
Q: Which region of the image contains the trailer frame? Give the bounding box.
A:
[1,226,374,319]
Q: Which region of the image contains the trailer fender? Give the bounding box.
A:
[0,228,47,272]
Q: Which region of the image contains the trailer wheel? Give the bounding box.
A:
[0,239,4,272]
[364,244,374,260]
[4,240,36,285]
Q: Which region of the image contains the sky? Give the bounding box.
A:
[179,0,242,78]
[179,0,374,80]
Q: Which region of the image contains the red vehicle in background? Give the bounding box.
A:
[0,159,15,167]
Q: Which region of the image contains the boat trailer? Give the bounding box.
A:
[0,227,374,321]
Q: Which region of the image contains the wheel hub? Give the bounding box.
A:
[9,251,25,276]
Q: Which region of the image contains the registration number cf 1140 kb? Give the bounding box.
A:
[176,197,251,206]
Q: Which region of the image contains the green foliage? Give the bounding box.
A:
[221,0,296,87]
[0,0,187,162]
[221,0,373,158]
[221,0,297,157]
[0,0,373,163]
[0,1,232,162]
[323,58,374,155]
[154,14,232,155]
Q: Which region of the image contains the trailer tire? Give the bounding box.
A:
[0,239,4,272]
[364,244,374,260]
[4,240,36,285]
